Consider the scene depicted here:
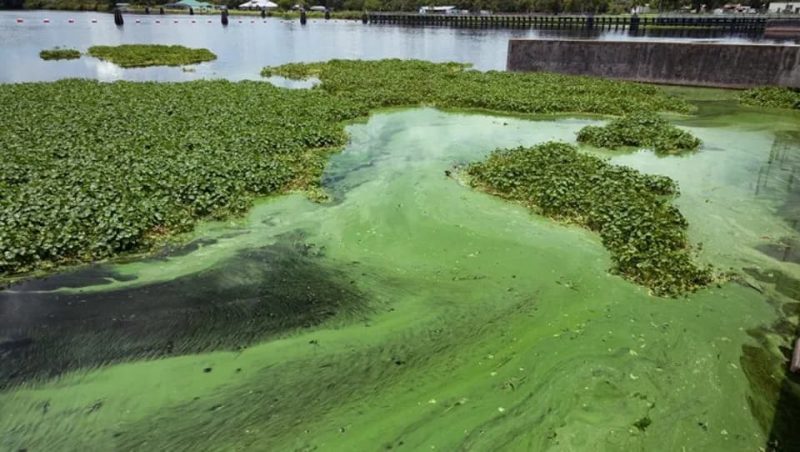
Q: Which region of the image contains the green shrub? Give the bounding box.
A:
[576,112,701,155]
[87,44,217,68]
[467,142,713,296]
[39,48,81,60]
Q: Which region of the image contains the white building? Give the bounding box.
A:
[769,2,800,13]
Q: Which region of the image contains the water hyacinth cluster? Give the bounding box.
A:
[0,80,357,275]
[576,112,701,155]
[739,86,800,110]
[467,142,713,296]
[262,59,693,116]
[87,44,217,68]
[1,60,696,281]
[39,48,81,60]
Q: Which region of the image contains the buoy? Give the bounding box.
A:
[250,20,254,23]
[16,18,23,23]
[207,19,212,23]
[68,19,75,23]
[91,19,97,23]
[155,20,161,23]
[43,19,50,23]
[135,19,141,23]
[191,20,196,23]
[173,20,178,23]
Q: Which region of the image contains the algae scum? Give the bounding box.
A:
[2,88,800,449]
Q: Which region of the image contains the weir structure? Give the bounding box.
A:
[365,13,781,33]
[506,39,800,89]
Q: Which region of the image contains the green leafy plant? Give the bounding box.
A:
[87,44,217,68]
[39,48,81,60]
[0,60,697,279]
[467,142,713,296]
[261,59,693,116]
[576,112,701,155]
[739,87,800,110]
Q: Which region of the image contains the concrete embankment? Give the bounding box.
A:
[507,39,800,88]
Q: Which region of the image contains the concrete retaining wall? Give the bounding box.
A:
[507,39,800,88]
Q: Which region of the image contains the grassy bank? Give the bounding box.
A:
[2,59,703,294]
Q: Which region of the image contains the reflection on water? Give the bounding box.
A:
[0,10,793,83]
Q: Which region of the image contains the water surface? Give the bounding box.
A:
[0,10,788,83]
[1,101,799,450]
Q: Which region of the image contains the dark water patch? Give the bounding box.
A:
[96,293,538,451]
[743,268,800,301]
[758,239,800,265]
[0,234,366,389]
[3,266,138,293]
[321,159,376,205]
[739,276,800,451]
[1,237,226,293]
[682,100,746,127]
[146,237,219,260]
[765,131,800,232]
[742,325,800,452]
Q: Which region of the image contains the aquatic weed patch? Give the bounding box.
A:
[87,44,216,68]
[262,59,693,115]
[739,87,800,110]
[466,142,713,296]
[39,48,81,60]
[0,79,360,275]
[576,112,701,155]
[1,60,695,278]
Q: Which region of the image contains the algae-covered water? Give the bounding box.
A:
[1,98,799,450]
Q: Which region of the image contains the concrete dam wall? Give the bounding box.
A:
[506,39,800,88]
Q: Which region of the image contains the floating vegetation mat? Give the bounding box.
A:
[39,48,81,61]
[0,60,691,279]
[466,142,711,296]
[577,112,702,155]
[87,44,217,68]
[739,87,800,110]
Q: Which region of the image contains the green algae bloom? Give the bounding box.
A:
[87,44,217,68]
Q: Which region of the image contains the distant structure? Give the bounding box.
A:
[769,2,800,13]
[163,0,215,10]
[419,5,457,14]
[238,0,278,10]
